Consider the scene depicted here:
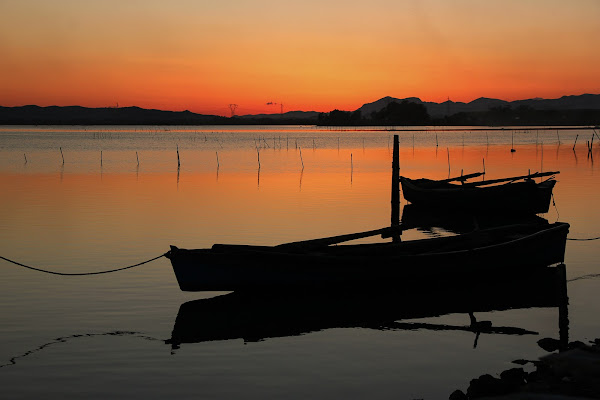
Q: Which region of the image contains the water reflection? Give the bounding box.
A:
[401,204,551,236]
[166,264,568,350]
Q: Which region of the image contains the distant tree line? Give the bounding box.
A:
[318,100,430,126]
[317,101,600,126]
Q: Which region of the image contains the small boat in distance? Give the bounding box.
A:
[165,221,569,291]
[400,171,559,214]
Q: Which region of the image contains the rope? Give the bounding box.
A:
[568,273,600,283]
[0,331,160,369]
[0,252,167,276]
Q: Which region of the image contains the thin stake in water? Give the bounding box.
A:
[299,147,304,169]
[511,132,516,152]
[24,153,27,164]
[60,147,64,164]
[177,145,180,168]
[136,151,139,165]
[216,151,219,169]
[573,134,579,151]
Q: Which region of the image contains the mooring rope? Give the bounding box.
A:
[0,253,167,276]
[568,273,600,283]
[0,331,160,369]
[567,236,600,241]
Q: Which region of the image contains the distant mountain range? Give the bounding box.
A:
[1,93,599,125]
[356,93,600,118]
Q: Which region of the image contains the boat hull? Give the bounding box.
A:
[166,222,569,291]
[400,177,556,214]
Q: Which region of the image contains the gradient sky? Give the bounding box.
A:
[1,0,599,116]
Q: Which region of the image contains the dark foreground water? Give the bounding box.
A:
[1,125,599,399]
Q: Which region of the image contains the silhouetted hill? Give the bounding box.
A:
[0,105,321,125]
[0,105,228,125]
[2,93,600,126]
[357,94,600,118]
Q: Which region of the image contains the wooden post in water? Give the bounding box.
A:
[391,135,400,242]
[60,147,64,164]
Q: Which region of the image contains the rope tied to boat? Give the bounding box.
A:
[0,252,168,276]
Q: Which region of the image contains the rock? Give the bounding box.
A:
[467,374,512,398]
[568,340,588,350]
[448,389,467,400]
[500,367,527,386]
[537,337,561,352]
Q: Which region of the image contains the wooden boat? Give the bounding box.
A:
[400,171,559,214]
[165,221,569,291]
[166,264,568,348]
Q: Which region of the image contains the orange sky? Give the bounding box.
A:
[1,0,599,116]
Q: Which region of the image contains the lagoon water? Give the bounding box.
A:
[1,125,600,399]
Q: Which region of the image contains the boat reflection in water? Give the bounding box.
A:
[400,204,554,236]
[166,264,568,350]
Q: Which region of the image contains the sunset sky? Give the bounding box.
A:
[1,0,599,116]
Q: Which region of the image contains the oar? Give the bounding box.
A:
[433,172,485,183]
[276,225,406,250]
[460,171,559,188]
[401,172,484,184]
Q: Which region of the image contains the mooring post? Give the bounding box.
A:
[391,134,400,242]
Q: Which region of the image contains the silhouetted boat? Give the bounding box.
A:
[165,264,568,348]
[400,171,559,214]
[165,222,569,291]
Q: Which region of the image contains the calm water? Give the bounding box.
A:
[1,125,599,399]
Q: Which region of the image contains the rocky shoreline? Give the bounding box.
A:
[450,338,600,399]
